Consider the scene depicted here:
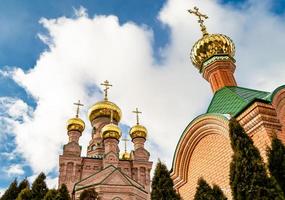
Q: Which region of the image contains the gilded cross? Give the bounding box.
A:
[122,138,129,153]
[188,6,209,36]
[73,100,84,118]
[132,108,142,125]
[101,80,112,101]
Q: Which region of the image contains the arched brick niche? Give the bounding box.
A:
[171,114,232,199]
[272,86,285,143]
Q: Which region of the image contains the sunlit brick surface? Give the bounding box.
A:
[178,134,232,199]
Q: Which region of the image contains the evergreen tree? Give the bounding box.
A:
[212,185,227,200]
[18,178,30,192]
[16,187,32,200]
[229,118,285,200]
[267,136,285,194]
[44,189,58,200]
[56,184,70,200]
[194,178,214,200]
[193,178,227,200]
[31,172,48,200]
[79,188,98,200]
[0,179,19,200]
[151,160,181,200]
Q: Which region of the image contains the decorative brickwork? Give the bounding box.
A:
[173,10,285,200]
[59,104,152,199]
[179,134,232,199]
[171,114,232,199]
[172,97,285,200]
[237,102,283,160]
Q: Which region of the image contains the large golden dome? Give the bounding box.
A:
[129,124,147,140]
[101,123,122,140]
[190,33,235,71]
[88,100,122,123]
[67,117,85,132]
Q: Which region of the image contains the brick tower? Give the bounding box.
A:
[171,7,285,199]
[59,81,152,200]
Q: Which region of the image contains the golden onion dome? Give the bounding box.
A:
[129,124,147,140]
[121,152,131,160]
[88,100,122,123]
[101,123,122,140]
[67,117,85,132]
[190,33,235,71]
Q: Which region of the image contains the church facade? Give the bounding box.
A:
[171,7,285,199]
[58,81,152,200]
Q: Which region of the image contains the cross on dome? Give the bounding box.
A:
[73,100,84,118]
[122,138,129,153]
[188,6,209,36]
[101,80,113,101]
[133,107,142,125]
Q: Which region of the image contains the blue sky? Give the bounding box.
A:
[1,0,285,192]
[1,0,167,191]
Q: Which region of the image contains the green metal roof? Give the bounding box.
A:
[207,86,271,116]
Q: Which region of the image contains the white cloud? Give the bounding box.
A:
[4,164,24,176]
[0,188,5,197]
[1,151,17,161]
[46,176,58,189]
[0,97,31,141]
[1,0,285,178]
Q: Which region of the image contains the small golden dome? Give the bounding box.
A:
[121,152,131,160]
[67,118,85,132]
[190,34,235,71]
[129,124,147,140]
[101,123,122,140]
[88,100,122,123]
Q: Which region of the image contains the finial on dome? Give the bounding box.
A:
[129,108,147,140]
[67,100,85,132]
[101,80,112,101]
[122,138,129,153]
[132,107,142,125]
[188,6,209,36]
[73,100,84,118]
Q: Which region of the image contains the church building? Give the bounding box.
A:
[58,81,152,200]
[171,7,285,199]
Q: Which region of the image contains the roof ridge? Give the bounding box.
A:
[207,87,231,113]
[232,86,269,94]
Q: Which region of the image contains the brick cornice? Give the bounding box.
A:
[237,102,282,135]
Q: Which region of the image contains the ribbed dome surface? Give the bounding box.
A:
[190,34,235,70]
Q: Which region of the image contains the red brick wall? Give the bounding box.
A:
[178,134,232,199]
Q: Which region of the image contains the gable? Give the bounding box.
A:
[74,165,145,192]
[101,170,132,185]
[75,165,116,189]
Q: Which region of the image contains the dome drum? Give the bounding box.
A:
[201,54,236,73]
